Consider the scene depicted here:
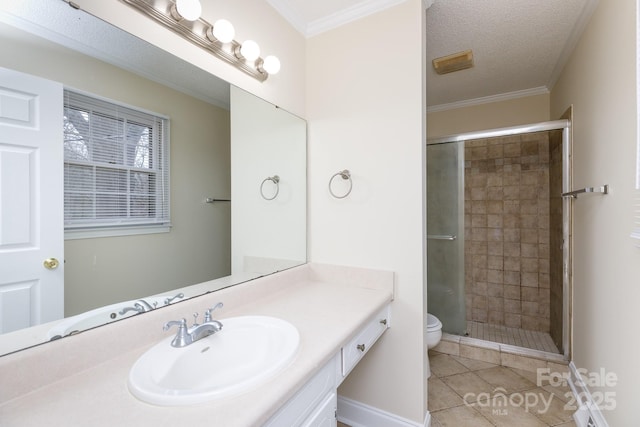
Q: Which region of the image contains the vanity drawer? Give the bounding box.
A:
[341,304,390,377]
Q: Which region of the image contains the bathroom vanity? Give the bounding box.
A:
[0,264,393,426]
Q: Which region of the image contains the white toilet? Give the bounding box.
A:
[426,313,443,378]
[426,313,443,349]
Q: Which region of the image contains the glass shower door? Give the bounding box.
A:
[427,141,466,335]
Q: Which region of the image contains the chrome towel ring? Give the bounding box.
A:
[260,175,280,200]
[329,169,352,199]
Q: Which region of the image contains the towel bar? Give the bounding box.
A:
[561,185,609,199]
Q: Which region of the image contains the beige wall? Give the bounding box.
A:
[550,1,640,424]
[307,1,427,423]
[427,93,551,139]
[0,23,231,315]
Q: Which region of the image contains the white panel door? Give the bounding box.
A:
[0,67,63,334]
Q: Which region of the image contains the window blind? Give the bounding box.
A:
[63,90,170,231]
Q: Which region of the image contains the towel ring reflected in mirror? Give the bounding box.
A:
[260,175,280,200]
[329,169,352,199]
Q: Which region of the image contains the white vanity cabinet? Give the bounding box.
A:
[264,304,390,427]
[341,305,390,378]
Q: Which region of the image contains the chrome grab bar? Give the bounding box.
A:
[427,235,457,241]
[561,184,609,199]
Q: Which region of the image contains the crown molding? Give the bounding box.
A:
[306,0,408,37]
[268,0,409,38]
[427,86,550,113]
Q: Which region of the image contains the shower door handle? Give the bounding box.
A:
[427,235,457,241]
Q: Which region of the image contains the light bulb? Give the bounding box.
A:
[262,55,281,75]
[175,0,202,21]
[239,40,260,61]
[211,19,235,43]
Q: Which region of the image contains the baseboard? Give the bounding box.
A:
[567,362,611,427]
[337,396,429,427]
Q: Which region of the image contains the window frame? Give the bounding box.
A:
[63,88,171,240]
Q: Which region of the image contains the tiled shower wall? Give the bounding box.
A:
[464,132,551,332]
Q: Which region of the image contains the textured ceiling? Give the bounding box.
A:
[269,0,597,110]
[425,0,596,110]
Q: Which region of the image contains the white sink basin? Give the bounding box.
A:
[128,315,300,406]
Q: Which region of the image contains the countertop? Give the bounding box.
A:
[0,263,393,427]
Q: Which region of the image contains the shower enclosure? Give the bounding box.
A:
[426,142,466,335]
[427,121,570,357]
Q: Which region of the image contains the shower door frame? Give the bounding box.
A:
[427,119,572,360]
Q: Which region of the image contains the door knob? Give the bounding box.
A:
[43,258,60,270]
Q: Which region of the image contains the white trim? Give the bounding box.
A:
[567,362,611,427]
[63,85,170,121]
[306,0,407,37]
[65,224,171,240]
[337,396,427,427]
[267,0,409,38]
[427,86,550,113]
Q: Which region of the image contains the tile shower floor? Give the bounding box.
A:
[338,352,576,427]
[467,321,560,354]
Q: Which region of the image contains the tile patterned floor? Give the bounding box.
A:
[467,321,560,354]
[429,351,576,427]
[338,351,576,427]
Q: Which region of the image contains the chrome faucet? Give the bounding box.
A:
[118,299,156,316]
[164,292,184,305]
[137,299,156,311]
[119,302,148,316]
[164,303,224,348]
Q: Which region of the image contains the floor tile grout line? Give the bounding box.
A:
[428,353,574,427]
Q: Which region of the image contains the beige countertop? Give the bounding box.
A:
[0,263,393,427]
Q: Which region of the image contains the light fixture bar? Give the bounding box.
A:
[120,0,269,81]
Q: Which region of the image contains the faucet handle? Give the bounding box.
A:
[192,312,199,327]
[163,318,187,332]
[204,302,224,322]
[164,292,184,305]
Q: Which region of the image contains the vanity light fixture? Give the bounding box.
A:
[173,0,202,21]
[260,55,281,75]
[120,0,280,81]
[237,39,260,61]
[208,19,235,43]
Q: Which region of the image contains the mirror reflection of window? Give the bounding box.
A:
[63,90,170,236]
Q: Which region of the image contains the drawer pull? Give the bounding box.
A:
[357,344,366,352]
[379,319,387,326]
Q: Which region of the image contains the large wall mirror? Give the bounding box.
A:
[0,0,306,356]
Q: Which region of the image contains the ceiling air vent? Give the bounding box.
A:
[432,49,474,75]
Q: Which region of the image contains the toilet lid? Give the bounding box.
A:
[427,313,442,330]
